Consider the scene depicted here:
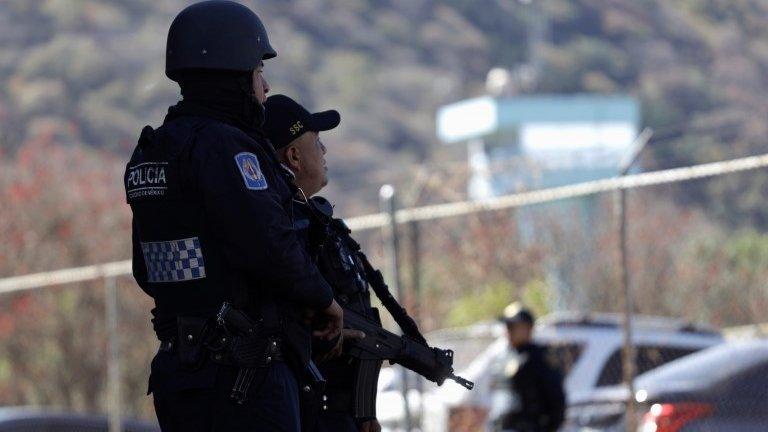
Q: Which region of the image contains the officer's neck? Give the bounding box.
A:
[512,340,534,351]
[171,72,266,135]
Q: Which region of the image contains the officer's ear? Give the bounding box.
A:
[282,145,302,171]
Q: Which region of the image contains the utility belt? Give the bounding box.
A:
[159,302,285,404]
[157,326,284,367]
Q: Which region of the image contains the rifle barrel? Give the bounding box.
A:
[450,373,474,390]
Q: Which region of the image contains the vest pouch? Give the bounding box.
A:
[177,316,209,371]
[317,240,362,297]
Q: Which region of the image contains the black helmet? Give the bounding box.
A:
[165,0,277,81]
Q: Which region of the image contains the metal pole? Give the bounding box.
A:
[408,220,422,327]
[615,189,636,432]
[105,276,122,432]
[615,128,652,432]
[408,220,425,424]
[379,185,413,432]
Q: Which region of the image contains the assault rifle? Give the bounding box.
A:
[305,197,473,419]
[342,252,474,418]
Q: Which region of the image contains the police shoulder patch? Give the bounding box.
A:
[234,152,268,191]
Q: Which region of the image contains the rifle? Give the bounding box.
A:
[341,252,474,419]
[345,305,474,389]
[305,197,473,419]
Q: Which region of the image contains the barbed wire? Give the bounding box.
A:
[3,151,768,294]
[344,151,768,230]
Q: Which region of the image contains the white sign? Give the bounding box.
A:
[436,96,498,144]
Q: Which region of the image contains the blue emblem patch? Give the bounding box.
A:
[234,152,268,190]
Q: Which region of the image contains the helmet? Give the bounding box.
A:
[165,0,277,81]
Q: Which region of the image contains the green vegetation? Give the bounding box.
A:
[0,0,766,219]
[446,279,551,327]
[447,281,516,327]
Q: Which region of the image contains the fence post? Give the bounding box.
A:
[615,128,652,432]
[380,184,413,432]
[408,220,425,420]
[105,276,122,432]
[614,188,636,432]
[408,220,422,328]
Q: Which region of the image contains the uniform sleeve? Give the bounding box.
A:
[198,131,334,311]
[131,217,153,298]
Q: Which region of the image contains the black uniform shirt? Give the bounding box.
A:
[502,342,566,432]
[126,113,335,391]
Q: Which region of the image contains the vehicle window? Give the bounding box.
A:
[637,343,768,389]
[596,346,699,387]
[636,346,698,375]
[596,349,623,387]
[543,342,583,378]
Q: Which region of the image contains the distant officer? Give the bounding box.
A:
[498,303,565,432]
[263,94,382,432]
[125,2,343,431]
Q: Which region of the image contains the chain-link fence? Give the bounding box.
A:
[350,154,768,432]
[2,154,768,432]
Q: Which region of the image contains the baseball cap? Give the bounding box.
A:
[499,302,535,325]
[264,94,340,150]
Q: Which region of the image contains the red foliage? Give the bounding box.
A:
[0,132,131,274]
[0,131,138,411]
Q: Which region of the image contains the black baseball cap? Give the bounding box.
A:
[499,302,535,325]
[264,94,341,150]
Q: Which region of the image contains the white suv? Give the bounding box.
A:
[380,312,723,432]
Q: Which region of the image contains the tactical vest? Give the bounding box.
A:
[293,197,377,412]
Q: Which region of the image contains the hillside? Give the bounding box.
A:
[1,0,766,219]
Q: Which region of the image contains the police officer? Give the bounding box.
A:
[263,94,382,432]
[125,2,343,431]
[498,303,565,432]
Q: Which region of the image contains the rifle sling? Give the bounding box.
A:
[302,198,427,344]
[358,252,427,345]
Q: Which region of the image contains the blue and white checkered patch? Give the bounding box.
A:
[141,237,206,283]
